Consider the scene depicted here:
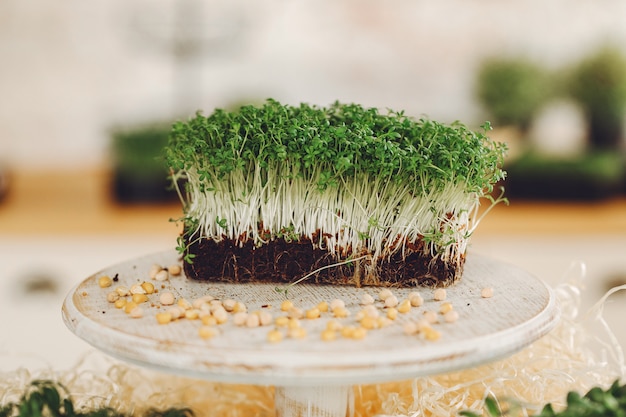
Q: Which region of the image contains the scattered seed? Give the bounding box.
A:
[280,300,294,312]
[481,287,494,298]
[159,292,175,306]
[155,270,169,282]
[129,307,143,318]
[384,295,399,308]
[155,312,172,325]
[168,264,182,276]
[439,302,453,314]
[199,326,219,339]
[434,288,447,301]
[444,310,459,323]
[106,292,120,303]
[98,276,112,288]
[329,298,345,311]
[267,329,283,343]
[409,294,424,307]
[140,281,155,294]
[360,293,375,305]
[378,288,393,301]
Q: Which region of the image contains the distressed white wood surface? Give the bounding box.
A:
[62,250,558,387]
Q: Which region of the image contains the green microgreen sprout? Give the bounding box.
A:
[165,99,507,282]
[460,379,626,417]
[0,379,194,417]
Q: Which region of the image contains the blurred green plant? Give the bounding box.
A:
[460,380,626,417]
[566,46,626,150]
[475,57,551,132]
[0,379,194,417]
[110,123,176,203]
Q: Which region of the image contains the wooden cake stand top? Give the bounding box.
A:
[62,250,558,387]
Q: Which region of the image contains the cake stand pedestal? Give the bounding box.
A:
[62,250,558,417]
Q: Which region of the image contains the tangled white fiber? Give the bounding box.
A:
[1,261,624,417]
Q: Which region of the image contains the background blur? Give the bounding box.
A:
[1,0,625,371]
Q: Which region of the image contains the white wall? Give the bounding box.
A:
[2,0,626,169]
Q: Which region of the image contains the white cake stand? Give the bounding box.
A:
[62,250,558,417]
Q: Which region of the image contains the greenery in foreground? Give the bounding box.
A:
[461,380,626,417]
[0,380,193,417]
[165,99,507,269]
[3,379,626,417]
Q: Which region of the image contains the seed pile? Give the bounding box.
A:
[97,262,495,344]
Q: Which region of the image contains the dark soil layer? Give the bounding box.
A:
[183,236,464,287]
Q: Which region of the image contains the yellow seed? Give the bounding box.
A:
[316,301,329,313]
[149,264,163,279]
[178,298,192,310]
[280,300,294,311]
[288,318,301,329]
[321,329,337,341]
[185,309,200,320]
[384,295,399,308]
[330,298,345,311]
[106,292,120,303]
[434,288,447,301]
[386,307,398,320]
[98,276,112,288]
[326,320,342,331]
[114,298,127,309]
[423,327,441,341]
[222,299,236,312]
[440,302,453,314]
[333,306,349,318]
[132,293,148,304]
[202,315,218,326]
[288,327,307,339]
[409,294,424,307]
[398,299,411,314]
[267,329,283,343]
[423,310,438,324]
[444,310,459,323]
[351,327,367,340]
[141,281,155,294]
[259,311,273,326]
[233,312,248,326]
[481,287,494,298]
[124,301,138,314]
[155,312,172,324]
[233,301,247,313]
[155,269,169,282]
[378,288,393,301]
[287,307,303,319]
[305,307,321,320]
[130,284,146,295]
[360,293,375,305]
[213,309,228,324]
[246,313,260,328]
[377,317,391,328]
[275,316,290,327]
[199,326,219,339]
[341,326,356,338]
[360,315,378,330]
[115,286,130,297]
[159,292,175,306]
[129,307,143,318]
[168,264,182,276]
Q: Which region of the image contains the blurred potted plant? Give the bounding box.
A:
[475,57,551,133]
[567,46,626,150]
[110,123,177,204]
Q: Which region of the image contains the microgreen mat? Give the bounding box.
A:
[165,99,507,269]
